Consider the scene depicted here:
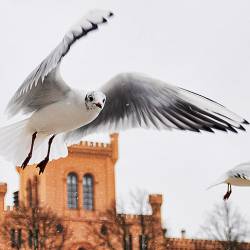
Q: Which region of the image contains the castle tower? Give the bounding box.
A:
[149,194,166,250]
[16,134,119,218]
[149,194,163,220]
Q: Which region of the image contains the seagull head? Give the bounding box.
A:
[85,91,106,111]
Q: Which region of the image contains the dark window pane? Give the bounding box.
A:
[34,229,39,248]
[83,174,94,210]
[17,229,22,248]
[10,229,16,248]
[13,191,19,208]
[67,173,78,209]
[124,234,132,250]
[28,230,33,248]
[139,235,148,250]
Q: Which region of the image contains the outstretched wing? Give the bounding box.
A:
[6,10,114,117]
[65,72,248,144]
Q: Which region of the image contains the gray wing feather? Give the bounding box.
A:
[6,10,114,117]
[65,72,248,144]
[230,162,250,180]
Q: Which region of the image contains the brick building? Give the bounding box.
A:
[0,134,166,249]
[0,134,250,250]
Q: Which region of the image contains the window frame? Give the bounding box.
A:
[83,173,94,211]
[67,172,79,209]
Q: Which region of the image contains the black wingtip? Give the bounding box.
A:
[238,125,246,131]
[193,129,201,133]
[89,22,98,30]
[227,126,238,133]
[109,12,114,17]
[202,126,215,133]
[243,119,250,125]
[102,17,107,23]
[212,124,228,132]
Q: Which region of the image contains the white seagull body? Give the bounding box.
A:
[0,10,248,174]
[28,89,100,135]
[208,162,250,200]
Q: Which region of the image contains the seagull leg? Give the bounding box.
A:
[223,184,232,200]
[228,184,232,198]
[223,184,229,200]
[36,135,55,175]
[21,132,37,169]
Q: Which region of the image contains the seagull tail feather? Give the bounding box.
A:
[0,119,32,165]
[0,119,68,166]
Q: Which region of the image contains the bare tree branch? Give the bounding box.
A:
[0,202,71,250]
[199,201,249,250]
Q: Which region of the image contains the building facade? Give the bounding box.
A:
[0,134,166,250]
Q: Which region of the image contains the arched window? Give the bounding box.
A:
[67,173,78,209]
[83,174,94,210]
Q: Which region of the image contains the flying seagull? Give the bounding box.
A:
[0,10,248,174]
[208,162,250,200]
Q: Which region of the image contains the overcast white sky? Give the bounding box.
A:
[1,0,250,238]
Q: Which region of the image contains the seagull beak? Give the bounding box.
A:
[95,103,103,109]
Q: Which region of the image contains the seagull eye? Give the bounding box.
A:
[88,96,94,102]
